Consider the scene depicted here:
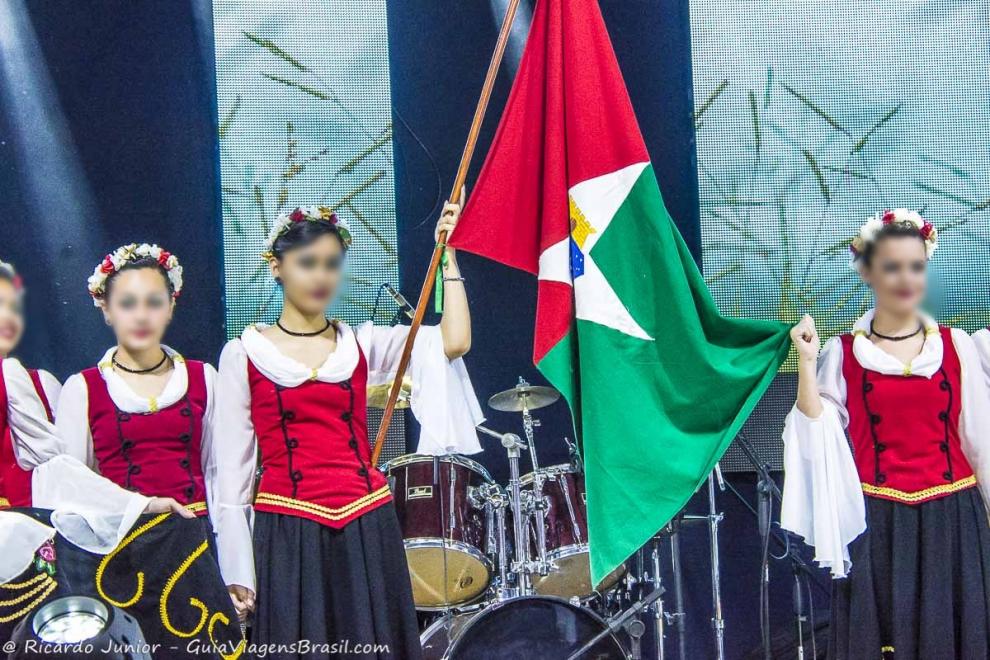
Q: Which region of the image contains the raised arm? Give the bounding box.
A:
[791,314,824,418]
[437,196,471,360]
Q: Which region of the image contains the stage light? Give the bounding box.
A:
[31,597,109,644]
[8,595,151,660]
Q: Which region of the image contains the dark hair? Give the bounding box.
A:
[104,256,174,299]
[271,219,348,260]
[859,222,926,268]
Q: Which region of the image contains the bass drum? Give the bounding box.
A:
[445,596,627,660]
[420,610,479,660]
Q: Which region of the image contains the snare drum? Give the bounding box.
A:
[386,454,494,610]
[522,465,625,599]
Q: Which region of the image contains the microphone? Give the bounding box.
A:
[384,283,415,319]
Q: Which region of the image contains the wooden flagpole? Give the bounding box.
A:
[371,0,524,466]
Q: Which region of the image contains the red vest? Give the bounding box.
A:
[248,347,391,528]
[82,361,208,514]
[0,366,54,509]
[842,327,976,504]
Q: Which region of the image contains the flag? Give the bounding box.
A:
[450,0,792,584]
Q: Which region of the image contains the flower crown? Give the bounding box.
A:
[0,260,23,292]
[262,206,353,260]
[87,243,183,306]
[849,208,938,267]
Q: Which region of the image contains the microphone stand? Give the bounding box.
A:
[731,432,825,660]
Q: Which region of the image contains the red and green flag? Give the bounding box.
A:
[450,0,792,584]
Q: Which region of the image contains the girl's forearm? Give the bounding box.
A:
[439,249,471,359]
[795,357,823,418]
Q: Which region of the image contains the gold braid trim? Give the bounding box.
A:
[208,611,246,660]
[1,572,48,590]
[96,512,170,608]
[0,576,57,623]
[862,475,977,503]
[185,501,208,514]
[255,486,391,522]
[0,576,52,607]
[0,497,9,509]
[159,541,210,638]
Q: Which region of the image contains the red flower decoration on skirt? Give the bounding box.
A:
[37,540,56,563]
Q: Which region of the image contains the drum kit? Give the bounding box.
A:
[384,378,725,660]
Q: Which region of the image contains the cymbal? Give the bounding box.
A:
[367,376,413,410]
[488,384,560,412]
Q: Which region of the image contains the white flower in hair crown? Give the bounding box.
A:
[87,243,183,306]
[849,208,938,266]
[263,206,352,260]
[0,260,23,291]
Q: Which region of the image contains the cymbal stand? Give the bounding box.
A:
[639,536,666,660]
[707,468,727,660]
[477,424,533,595]
[517,378,551,577]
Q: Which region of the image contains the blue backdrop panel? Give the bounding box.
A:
[0,0,223,376]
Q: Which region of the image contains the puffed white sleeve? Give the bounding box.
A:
[38,370,62,418]
[355,322,484,456]
[54,374,96,468]
[780,336,866,578]
[33,455,150,554]
[210,340,258,591]
[971,329,990,392]
[0,511,55,584]
[3,358,62,468]
[951,329,990,513]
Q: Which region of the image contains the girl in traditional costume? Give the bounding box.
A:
[0,260,61,509]
[783,209,990,659]
[0,257,187,632]
[213,201,479,658]
[55,245,219,538]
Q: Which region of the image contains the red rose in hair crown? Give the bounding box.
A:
[849,208,938,269]
[262,206,353,260]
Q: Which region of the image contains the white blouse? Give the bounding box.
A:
[211,320,484,591]
[56,346,218,472]
[781,310,990,578]
[971,328,990,391]
[1,359,149,583]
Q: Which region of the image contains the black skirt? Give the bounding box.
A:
[829,488,990,660]
[253,502,422,660]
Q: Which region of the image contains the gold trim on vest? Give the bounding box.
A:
[254,486,391,522]
[862,475,976,503]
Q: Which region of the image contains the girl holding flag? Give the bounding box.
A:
[212,200,480,658]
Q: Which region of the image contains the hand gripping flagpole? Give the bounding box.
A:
[370,0,524,467]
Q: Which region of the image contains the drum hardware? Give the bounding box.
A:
[486,380,561,412]
[565,586,664,660]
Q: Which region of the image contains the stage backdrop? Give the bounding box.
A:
[0,0,224,376]
[212,0,407,461]
[690,0,990,469]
